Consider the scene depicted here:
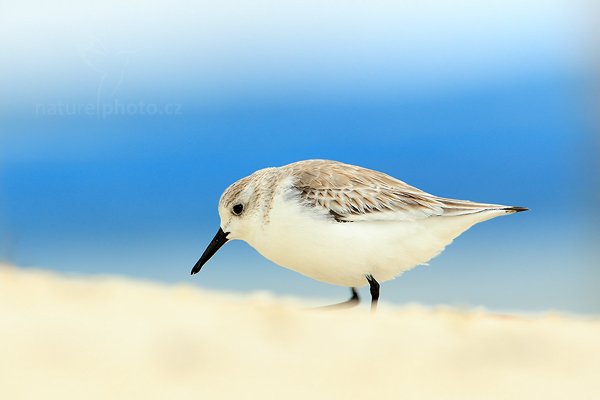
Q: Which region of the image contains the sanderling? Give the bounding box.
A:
[191,160,527,310]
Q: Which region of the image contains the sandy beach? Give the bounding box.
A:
[1,264,599,400]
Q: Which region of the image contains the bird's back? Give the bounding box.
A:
[281,159,526,223]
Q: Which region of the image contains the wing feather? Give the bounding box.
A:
[287,160,509,222]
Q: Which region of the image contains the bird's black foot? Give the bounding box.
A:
[366,274,380,312]
[313,287,360,310]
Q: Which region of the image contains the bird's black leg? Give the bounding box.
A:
[349,287,359,302]
[366,275,380,312]
[313,287,360,310]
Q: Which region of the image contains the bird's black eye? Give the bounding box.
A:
[232,204,244,215]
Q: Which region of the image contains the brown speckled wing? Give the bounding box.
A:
[287,160,508,222]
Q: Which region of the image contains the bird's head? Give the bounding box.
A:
[190,170,273,275]
[216,175,261,241]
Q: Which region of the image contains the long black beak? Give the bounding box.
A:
[191,228,229,275]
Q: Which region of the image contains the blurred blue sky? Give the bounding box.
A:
[1,0,598,313]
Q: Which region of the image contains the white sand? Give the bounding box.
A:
[1,264,599,400]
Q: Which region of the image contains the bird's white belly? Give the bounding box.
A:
[245,199,496,287]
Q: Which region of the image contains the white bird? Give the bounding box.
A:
[191,160,527,310]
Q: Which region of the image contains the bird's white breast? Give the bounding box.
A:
[243,188,505,287]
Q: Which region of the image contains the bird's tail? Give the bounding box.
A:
[437,198,529,217]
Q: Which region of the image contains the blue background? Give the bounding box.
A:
[1,0,598,313]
